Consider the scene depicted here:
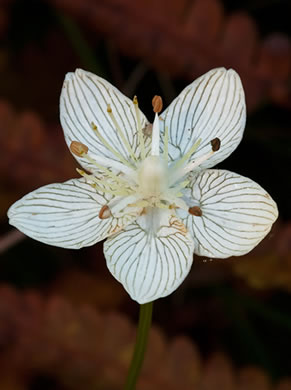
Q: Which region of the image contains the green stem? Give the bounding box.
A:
[124,302,153,390]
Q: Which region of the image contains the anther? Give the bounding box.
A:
[70,141,88,157]
[133,96,138,105]
[152,95,163,113]
[76,168,85,176]
[107,104,112,113]
[99,205,112,219]
[91,122,97,131]
[211,138,221,152]
[189,206,203,216]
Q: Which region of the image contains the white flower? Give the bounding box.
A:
[8,68,278,304]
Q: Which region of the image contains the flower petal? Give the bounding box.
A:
[160,68,246,169]
[8,178,138,249]
[60,69,149,171]
[104,210,194,303]
[178,169,278,258]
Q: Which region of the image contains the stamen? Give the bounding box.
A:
[171,138,201,170]
[169,179,189,192]
[128,200,149,208]
[152,95,163,113]
[90,122,133,168]
[70,141,88,157]
[83,155,134,188]
[82,148,136,180]
[163,126,169,162]
[183,138,221,175]
[107,104,137,162]
[162,195,189,210]
[76,168,86,176]
[91,175,130,195]
[76,168,131,196]
[183,150,214,175]
[211,137,221,152]
[151,114,160,156]
[133,96,145,160]
[109,194,143,214]
[189,206,203,216]
[155,202,169,209]
[99,205,112,219]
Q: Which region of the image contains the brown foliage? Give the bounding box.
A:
[0,100,76,217]
[51,0,291,111]
[233,221,291,292]
[0,285,289,389]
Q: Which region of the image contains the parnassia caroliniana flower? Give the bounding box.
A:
[8,68,278,303]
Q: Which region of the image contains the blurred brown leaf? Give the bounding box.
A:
[0,285,289,390]
[0,99,76,218]
[51,269,127,309]
[232,222,291,292]
[51,0,291,111]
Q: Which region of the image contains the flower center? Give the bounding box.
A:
[138,156,167,198]
[70,94,221,218]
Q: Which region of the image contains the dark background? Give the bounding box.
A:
[0,0,290,389]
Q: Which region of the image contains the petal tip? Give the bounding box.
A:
[7,202,17,219]
[226,68,244,86]
[64,72,74,82]
[75,68,89,80]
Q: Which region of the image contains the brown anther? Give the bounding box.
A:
[142,123,153,137]
[133,95,138,105]
[98,205,112,219]
[211,137,221,152]
[70,141,88,157]
[152,95,163,113]
[189,206,203,217]
[107,105,112,113]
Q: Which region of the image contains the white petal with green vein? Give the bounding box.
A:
[160,68,246,168]
[60,69,148,172]
[178,169,278,258]
[8,178,138,249]
[104,210,194,304]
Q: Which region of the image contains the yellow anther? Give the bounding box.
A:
[91,122,97,131]
[107,104,112,113]
[76,168,86,176]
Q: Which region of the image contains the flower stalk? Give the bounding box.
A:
[124,302,153,390]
